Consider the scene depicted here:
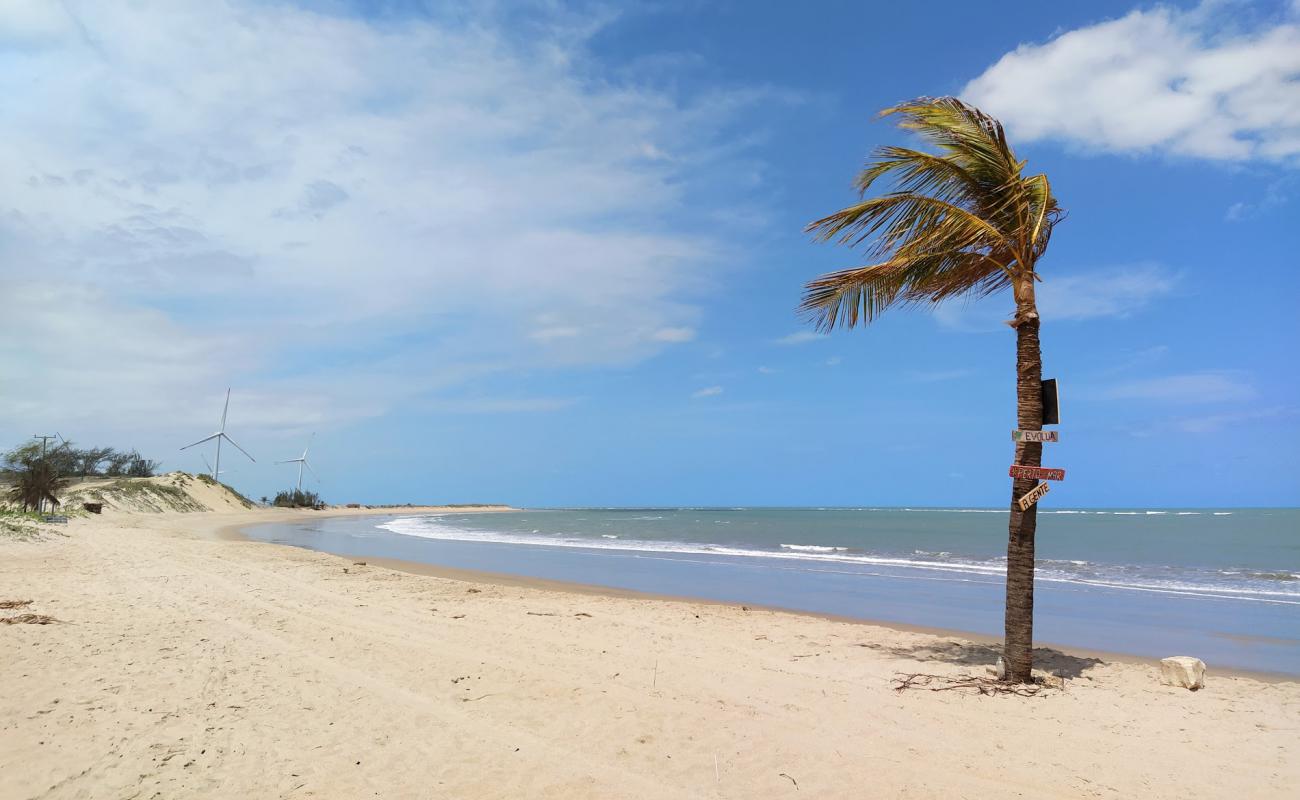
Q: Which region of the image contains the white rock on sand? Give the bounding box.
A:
[1160,656,1207,690]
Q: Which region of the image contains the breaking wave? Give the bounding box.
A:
[377,515,1299,606]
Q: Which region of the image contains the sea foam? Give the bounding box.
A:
[376,514,1300,606]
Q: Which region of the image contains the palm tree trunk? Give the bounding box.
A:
[1003,292,1044,683]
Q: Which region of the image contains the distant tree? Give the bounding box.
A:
[802,97,1063,683]
[103,450,134,477]
[3,442,160,480]
[43,442,80,476]
[75,446,116,477]
[273,488,323,509]
[1,442,43,478]
[6,460,69,513]
[123,450,160,478]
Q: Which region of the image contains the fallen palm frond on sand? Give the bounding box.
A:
[892,672,1059,697]
[2,613,59,625]
[0,599,34,609]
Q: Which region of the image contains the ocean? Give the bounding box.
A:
[243,507,1300,675]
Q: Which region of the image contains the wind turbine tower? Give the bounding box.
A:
[181,388,255,481]
[200,454,227,479]
[277,434,318,491]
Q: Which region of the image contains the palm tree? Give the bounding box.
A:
[6,460,70,514]
[802,97,1063,683]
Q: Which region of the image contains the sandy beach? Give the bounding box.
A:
[3,499,1298,799]
[7,3,1298,797]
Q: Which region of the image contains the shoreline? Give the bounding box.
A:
[225,509,1298,684]
[209,504,518,541]
[5,503,1298,799]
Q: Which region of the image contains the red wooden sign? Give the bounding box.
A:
[1009,464,1065,481]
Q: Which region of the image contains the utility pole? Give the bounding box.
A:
[32,435,57,513]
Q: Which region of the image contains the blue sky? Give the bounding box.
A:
[1,0,1297,507]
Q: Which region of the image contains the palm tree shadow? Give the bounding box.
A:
[858,639,1105,679]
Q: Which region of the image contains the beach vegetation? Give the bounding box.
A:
[801,97,1063,683]
[5,459,70,513]
[274,488,324,509]
[1,442,160,480]
[223,483,256,509]
[75,479,207,513]
[51,472,257,514]
[0,509,49,540]
[191,473,255,508]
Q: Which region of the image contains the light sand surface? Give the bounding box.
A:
[3,506,1297,799]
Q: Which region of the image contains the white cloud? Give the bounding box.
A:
[773,331,826,345]
[935,265,1176,330]
[530,326,583,342]
[0,283,250,429]
[1102,372,1256,404]
[1175,405,1299,433]
[692,386,724,399]
[1100,344,1170,375]
[426,397,580,414]
[0,2,768,438]
[1224,175,1294,220]
[0,0,75,43]
[1036,265,1177,321]
[964,4,1300,161]
[756,366,777,374]
[651,327,697,343]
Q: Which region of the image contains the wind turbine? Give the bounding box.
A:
[181,388,255,481]
[277,433,318,490]
[200,454,227,479]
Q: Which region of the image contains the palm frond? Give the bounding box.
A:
[807,193,1006,255]
[6,460,69,512]
[854,146,979,203]
[802,96,1060,330]
[801,251,1011,330]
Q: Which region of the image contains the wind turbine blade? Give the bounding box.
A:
[180,433,221,450]
[221,434,256,463]
[220,388,231,432]
[304,460,320,481]
[304,432,314,459]
[275,458,304,465]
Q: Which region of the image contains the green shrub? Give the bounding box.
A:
[273,488,323,509]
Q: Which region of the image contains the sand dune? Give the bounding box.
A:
[2,502,1296,799]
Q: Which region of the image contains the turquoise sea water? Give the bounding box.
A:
[245,507,1300,674]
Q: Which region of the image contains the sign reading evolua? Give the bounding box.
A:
[1008,464,1065,481]
[1012,429,1059,443]
[1016,482,1050,511]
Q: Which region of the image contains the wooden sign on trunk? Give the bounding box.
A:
[1013,429,1059,443]
[1009,464,1066,481]
[1017,482,1050,511]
